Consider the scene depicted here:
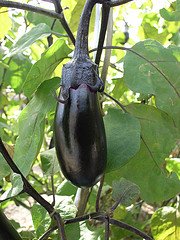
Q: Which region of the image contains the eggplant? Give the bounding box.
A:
[54,0,107,187]
[54,84,106,187]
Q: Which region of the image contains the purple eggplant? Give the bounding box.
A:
[54,84,106,187]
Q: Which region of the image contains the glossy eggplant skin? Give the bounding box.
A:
[54,84,107,187]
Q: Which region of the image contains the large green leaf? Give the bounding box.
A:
[124,40,180,128]
[23,39,72,97]
[151,206,180,239]
[6,23,52,58]
[106,104,180,203]
[104,108,141,172]
[160,0,180,21]
[14,77,60,176]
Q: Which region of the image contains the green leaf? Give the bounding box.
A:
[106,104,180,203]
[23,39,72,97]
[40,148,60,175]
[166,158,180,179]
[160,0,180,21]
[151,206,180,239]
[14,77,60,176]
[79,222,104,240]
[27,11,64,34]
[0,173,23,201]
[55,196,77,219]
[104,108,141,172]
[112,78,128,99]
[124,40,180,128]
[0,8,12,39]
[112,178,140,206]
[65,223,80,240]
[6,23,52,58]
[31,204,50,238]
[4,54,32,93]
[56,180,77,196]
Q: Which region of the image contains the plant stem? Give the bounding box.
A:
[74,188,91,216]
[74,0,97,58]
[95,1,110,65]
[100,7,113,85]
[96,175,105,212]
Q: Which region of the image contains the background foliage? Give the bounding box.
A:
[0,0,180,239]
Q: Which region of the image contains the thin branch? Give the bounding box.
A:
[39,211,152,240]
[64,212,104,224]
[51,175,56,207]
[39,226,57,240]
[101,7,113,86]
[103,92,127,112]
[105,216,110,240]
[95,1,110,65]
[52,0,75,45]
[98,0,134,7]
[0,1,63,20]
[96,175,105,212]
[109,218,153,240]
[0,0,75,45]
[53,212,67,240]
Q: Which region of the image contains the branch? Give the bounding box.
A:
[109,218,153,240]
[100,7,113,85]
[0,138,67,240]
[0,1,63,20]
[95,1,110,65]
[96,175,105,212]
[98,0,134,7]
[52,0,75,45]
[0,0,75,45]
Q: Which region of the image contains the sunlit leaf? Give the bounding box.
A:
[160,0,180,21]
[166,158,180,180]
[151,206,180,239]
[6,23,52,58]
[0,8,12,39]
